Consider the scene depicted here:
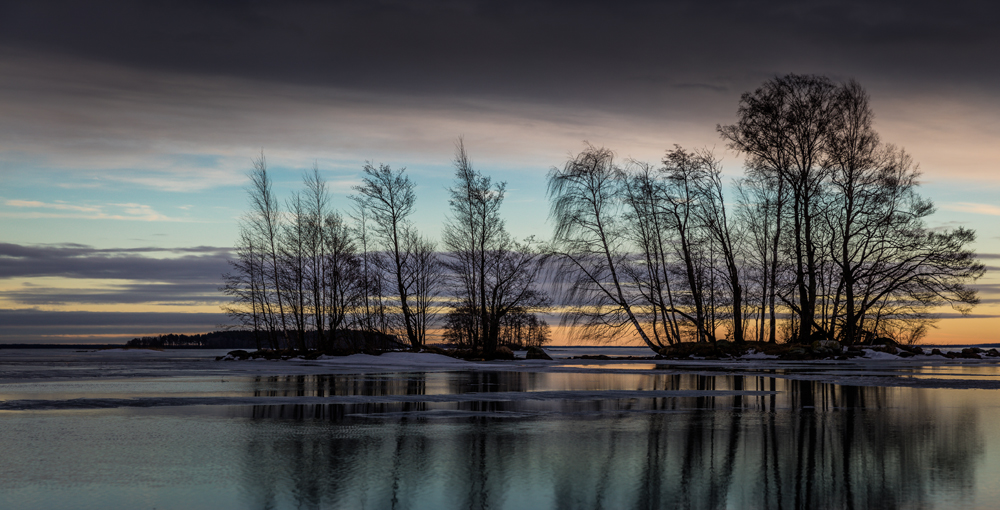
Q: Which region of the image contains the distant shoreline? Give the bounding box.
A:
[0,344,229,349]
[5,343,1000,350]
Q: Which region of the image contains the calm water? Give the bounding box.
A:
[2,350,1000,509]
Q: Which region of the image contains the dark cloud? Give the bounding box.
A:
[0,243,232,308]
[933,313,1000,319]
[3,282,222,306]
[0,309,229,343]
[0,242,232,281]
[0,0,996,113]
[0,309,226,327]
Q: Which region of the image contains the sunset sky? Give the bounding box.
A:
[2,0,999,344]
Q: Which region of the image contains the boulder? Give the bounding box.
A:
[960,348,982,359]
[874,344,898,355]
[222,349,250,360]
[812,339,843,354]
[526,346,553,360]
[493,346,515,360]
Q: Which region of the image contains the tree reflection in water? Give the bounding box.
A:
[233,373,981,509]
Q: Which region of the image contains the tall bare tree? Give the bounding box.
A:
[690,148,747,343]
[303,165,330,346]
[548,144,657,349]
[352,163,422,348]
[221,226,265,350]
[247,153,289,349]
[281,192,309,350]
[443,139,549,356]
[721,74,984,344]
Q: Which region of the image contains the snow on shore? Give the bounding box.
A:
[309,352,473,366]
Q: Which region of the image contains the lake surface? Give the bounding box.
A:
[2,348,1000,509]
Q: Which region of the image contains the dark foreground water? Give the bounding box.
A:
[2,349,1000,509]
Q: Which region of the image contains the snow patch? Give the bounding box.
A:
[862,349,901,360]
[741,349,778,360]
[313,352,473,366]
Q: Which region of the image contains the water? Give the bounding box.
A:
[2,348,1000,509]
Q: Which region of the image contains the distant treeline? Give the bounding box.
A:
[0,344,131,349]
[125,329,408,350]
[126,331,259,349]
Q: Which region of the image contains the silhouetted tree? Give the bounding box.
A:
[548,144,658,349]
[352,163,423,348]
[720,74,984,345]
[444,139,549,356]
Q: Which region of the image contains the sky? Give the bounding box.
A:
[2,0,1000,344]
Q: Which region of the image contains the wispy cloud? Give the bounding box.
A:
[941,203,1000,216]
[3,199,180,222]
[4,199,100,212]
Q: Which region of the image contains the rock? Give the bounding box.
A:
[931,348,944,356]
[987,348,1000,357]
[526,346,553,360]
[493,346,515,360]
[898,351,915,358]
[960,348,982,359]
[224,350,250,360]
[874,344,898,355]
[813,339,843,352]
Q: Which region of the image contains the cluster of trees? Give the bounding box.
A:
[549,74,984,350]
[223,74,983,354]
[222,142,551,355]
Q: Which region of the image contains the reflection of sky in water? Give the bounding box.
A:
[5,351,1000,508]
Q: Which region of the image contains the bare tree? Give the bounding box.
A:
[352,163,422,348]
[406,233,443,347]
[246,153,289,349]
[351,204,392,336]
[548,144,657,349]
[221,226,264,350]
[281,192,309,350]
[691,148,747,343]
[720,75,838,342]
[324,211,360,348]
[620,161,683,345]
[735,171,788,343]
[443,139,549,356]
[303,165,330,346]
[442,139,501,350]
[721,74,984,344]
[660,147,719,343]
